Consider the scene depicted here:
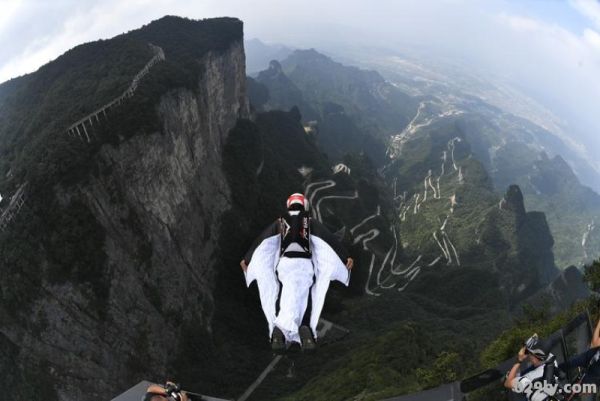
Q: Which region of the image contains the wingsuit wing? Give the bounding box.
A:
[310,221,351,338]
[244,222,281,337]
[244,219,350,340]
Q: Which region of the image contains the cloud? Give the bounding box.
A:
[0,0,23,37]
[584,28,600,49]
[570,0,600,29]
[496,10,600,72]
[500,14,543,32]
[0,0,179,83]
[490,10,600,175]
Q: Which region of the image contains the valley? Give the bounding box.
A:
[0,15,598,401]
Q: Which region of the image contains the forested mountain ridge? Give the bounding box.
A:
[243,49,590,400]
[253,48,600,270]
[0,16,251,401]
[253,50,559,296]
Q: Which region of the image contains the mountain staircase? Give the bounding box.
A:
[1,45,165,233]
[0,183,27,232]
[66,43,165,142]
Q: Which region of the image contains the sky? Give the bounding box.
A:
[1,0,600,182]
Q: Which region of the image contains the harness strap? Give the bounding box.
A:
[283,251,312,259]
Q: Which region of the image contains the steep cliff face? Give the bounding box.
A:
[0,19,248,401]
[499,185,558,295]
[522,265,590,314]
[83,38,248,332]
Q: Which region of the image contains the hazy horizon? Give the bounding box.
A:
[2,0,600,187]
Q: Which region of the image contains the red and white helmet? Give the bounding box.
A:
[286,193,309,211]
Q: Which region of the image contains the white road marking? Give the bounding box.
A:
[377,246,396,288]
[441,235,453,265]
[448,137,461,171]
[350,206,381,234]
[256,159,264,176]
[444,232,461,266]
[365,253,382,296]
[397,266,421,292]
[428,174,437,199]
[428,256,442,266]
[413,193,420,214]
[306,180,336,209]
[433,231,450,261]
[582,220,595,260]
[237,356,283,401]
[390,255,422,275]
[316,191,359,222]
[353,229,380,249]
[307,132,470,297]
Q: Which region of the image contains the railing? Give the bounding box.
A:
[383,311,593,401]
[66,43,165,142]
[1,45,166,232]
[0,183,27,232]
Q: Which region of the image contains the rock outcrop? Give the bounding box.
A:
[502,184,527,220]
[523,265,590,314]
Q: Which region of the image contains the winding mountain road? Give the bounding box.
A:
[305,134,466,296]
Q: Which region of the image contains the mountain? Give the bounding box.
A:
[2,19,413,401]
[253,60,318,119]
[241,50,580,400]
[0,19,593,401]
[0,16,253,401]
[253,49,559,295]
[253,49,422,166]
[515,153,600,269]
[352,51,600,269]
[416,102,600,269]
[244,38,293,75]
[520,265,590,314]
[333,46,600,193]
[280,49,419,140]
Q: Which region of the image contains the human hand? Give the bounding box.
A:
[240,259,248,272]
[518,346,527,362]
[165,381,188,401]
[145,383,188,401]
[346,257,354,270]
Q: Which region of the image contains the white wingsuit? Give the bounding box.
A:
[244,219,350,343]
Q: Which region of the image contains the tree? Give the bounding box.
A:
[584,259,600,293]
[416,351,460,388]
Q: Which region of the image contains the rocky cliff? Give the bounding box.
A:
[0,17,248,401]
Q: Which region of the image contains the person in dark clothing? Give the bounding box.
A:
[504,334,559,401]
[558,317,600,385]
[240,193,353,353]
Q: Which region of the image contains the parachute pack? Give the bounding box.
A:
[279,210,311,257]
